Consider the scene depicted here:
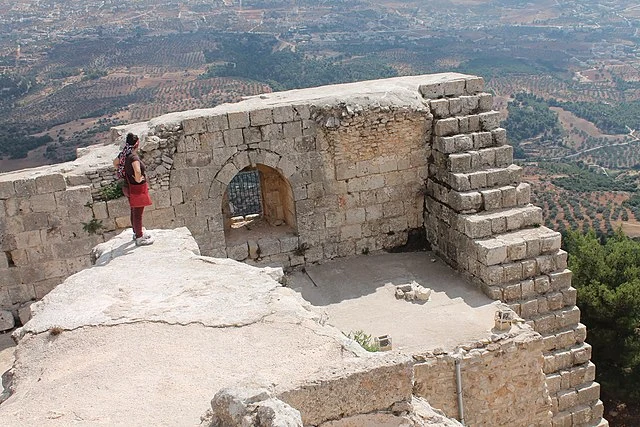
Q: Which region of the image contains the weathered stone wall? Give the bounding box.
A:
[413,328,552,426]
[422,80,606,425]
[0,175,100,310]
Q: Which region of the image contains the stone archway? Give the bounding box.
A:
[222,163,298,261]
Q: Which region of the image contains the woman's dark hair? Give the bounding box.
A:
[125,133,139,146]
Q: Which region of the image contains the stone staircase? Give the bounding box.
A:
[420,79,608,427]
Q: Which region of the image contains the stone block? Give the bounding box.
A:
[272,105,295,123]
[183,117,207,135]
[260,123,283,141]
[278,356,413,426]
[479,111,501,131]
[292,104,311,120]
[475,239,507,266]
[35,174,66,194]
[22,212,49,231]
[200,131,225,150]
[418,82,445,99]
[14,178,37,197]
[466,77,485,94]
[521,279,535,298]
[28,193,56,213]
[486,168,511,187]
[507,240,527,262]
[434,136,456,153]
[516,183,531,205]
[468,171,487,189]
[345,208,366,224]
[106,197,131,219]
[454,135,473,152]
[557,390,578,412]
[0,181,15,199]
[243,127,262,144]
[429,99,449,118]
[0,309,15,331]
[521,299,539,319]
[472,132,492,149]
[250,108,273,126]
[444,79,466,97]
[450,191,481,212]
[206,114,230,133]
[449,153,471,172]
[340,224,362,240]
[449,174,471,192]
[481,265,504,286]
[535,276,551,294]
[481,189,502,210]
[216,163,239,186]
[258,238,281,257]
[227,111,250,129]
[501,186,517,208]
[434,118,459,137]
[223,128,244,146]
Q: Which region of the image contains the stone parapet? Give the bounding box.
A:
[278,354,413,426]
[413,328,552,426]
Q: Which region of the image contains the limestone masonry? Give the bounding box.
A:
[0,73,606,426]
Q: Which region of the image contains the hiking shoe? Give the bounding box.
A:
[132,228,148,240]
[135,235,154,246]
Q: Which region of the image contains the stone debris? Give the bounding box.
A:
[205,387,303,427]
[394,281,432,302]
[18,302,33,326]
[494,309,516,331]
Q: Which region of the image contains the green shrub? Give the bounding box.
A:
[82,218,103,235]
[345,330,379,352]
[101,181,124,201]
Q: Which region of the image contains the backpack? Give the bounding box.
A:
[115,151,127,179]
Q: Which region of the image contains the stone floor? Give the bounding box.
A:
[288,251,501,355]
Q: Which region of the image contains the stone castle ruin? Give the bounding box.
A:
[0,74,607,426]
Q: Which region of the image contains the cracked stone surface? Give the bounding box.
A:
[0,228,382,426]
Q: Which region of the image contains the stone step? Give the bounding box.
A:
[552,399,605,427]
[432,145,514,174]
[446,166,524,193]
[457,204,543,239]
[473,226,561,266]
[543,342,592,375]
[482,272,575,305]
[433,111,501,137]
[419,76,485,100]
[428,183,529,214]
[530,306,581,336]
[475,249,567,287]
[546,362,596,395]
[540,323,587,353]
[428,92,494,119]
[433,128,507,154]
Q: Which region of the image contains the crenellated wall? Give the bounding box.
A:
[0,73,607,426]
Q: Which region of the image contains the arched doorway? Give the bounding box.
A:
[223,164,298,260]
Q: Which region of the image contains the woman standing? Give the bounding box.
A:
[113,133,153,246]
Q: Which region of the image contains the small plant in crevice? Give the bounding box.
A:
[361,247,370,255]
[82,218,104,235]
[345,330,380,352]
[293,242,309,256]
[101,180,124,201]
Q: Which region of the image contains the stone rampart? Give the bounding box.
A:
[0,73,607,426]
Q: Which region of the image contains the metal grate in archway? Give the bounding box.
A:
[227,170,262,217]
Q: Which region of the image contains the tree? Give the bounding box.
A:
[564,229,640,401]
